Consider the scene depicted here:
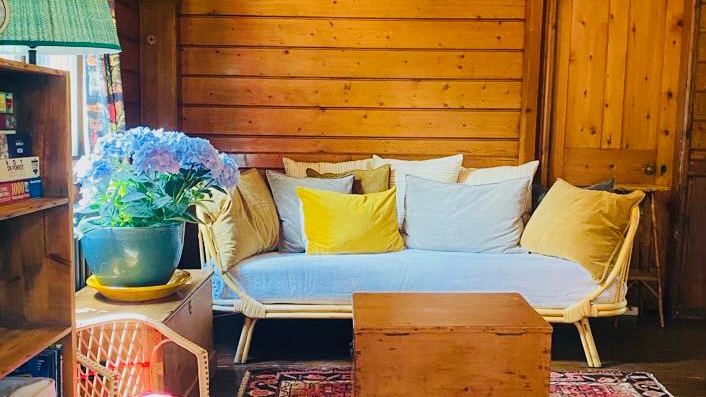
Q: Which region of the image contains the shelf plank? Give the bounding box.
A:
[0,326,72,377]
[629,269,660,282]
[0,59,65,76]
[0,197,70,221]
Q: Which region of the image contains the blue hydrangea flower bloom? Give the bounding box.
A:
[73,127,240,232]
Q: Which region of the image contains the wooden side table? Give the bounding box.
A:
[616,184,668,327]
[353,293,552,397]
[76,269,214,397]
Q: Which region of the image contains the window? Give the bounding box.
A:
[1,54,89,157]
[36,55,88,158]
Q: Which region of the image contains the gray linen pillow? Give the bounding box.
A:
[403,175,531,254]
[266,170,354,252]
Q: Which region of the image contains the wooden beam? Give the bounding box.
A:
[518,0,545,164]
[139,0,178,129]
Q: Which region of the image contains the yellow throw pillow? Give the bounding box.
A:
[196,169,279,271]
[305,165,390,194]
[296,186,405,255]
[520,179,644,281]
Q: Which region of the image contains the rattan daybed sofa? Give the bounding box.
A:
[197,205,640,368]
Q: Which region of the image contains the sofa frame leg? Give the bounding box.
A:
[574,318,601,368]
[235,317,258,364]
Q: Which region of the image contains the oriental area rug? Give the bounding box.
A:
[237,368,674,397]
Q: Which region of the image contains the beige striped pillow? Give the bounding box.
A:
[372,154,463,228]
[460,160,539,218]
[283,157,373,178]
[457,167,477,183]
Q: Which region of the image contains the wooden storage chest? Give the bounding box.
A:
[353,293,552,397]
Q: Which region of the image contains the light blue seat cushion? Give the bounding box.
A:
[223,249,623,309]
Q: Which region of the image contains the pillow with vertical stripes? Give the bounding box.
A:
[372,154,463,228]
[459,161,539,221]
[283,157,373,178]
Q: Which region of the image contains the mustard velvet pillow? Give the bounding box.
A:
[520,179,645,281]
[305,165,390,194]
[195,169,279,271]
[296,187,405,255]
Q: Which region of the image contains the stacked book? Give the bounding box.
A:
[0,91,15,136]
[0,91,43,204]
[8,345,63,397]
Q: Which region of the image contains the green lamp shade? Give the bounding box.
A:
[0,0,120,55]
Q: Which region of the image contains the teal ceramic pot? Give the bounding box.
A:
[80,222,185,287]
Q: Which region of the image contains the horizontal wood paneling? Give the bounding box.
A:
[697,33,706,59]
[179,0,543,169]
[683,176,706,313]
[181,47,524,79]
[229,153,518,169]
[690,149,706,161]
[181,17,526,49]
[181,0,527,19]
[181,78,523,109]
[693,93,706,119]
[678,0,706,317]
[200,136,518,157]
[688,158,706,176]
[691,121,706,148]
[182,108,520,138]
[695,63,706,89]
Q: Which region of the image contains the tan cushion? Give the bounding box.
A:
[196,169,279,271]
[520,179,644,281]
[283,157,373,178]
[305,165,390,194]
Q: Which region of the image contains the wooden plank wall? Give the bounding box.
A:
[178,0,545,169]
[549,0,686,188]
[115,0,141,128]
[679,1,706,316]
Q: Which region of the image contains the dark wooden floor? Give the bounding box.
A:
[211,313,706,397]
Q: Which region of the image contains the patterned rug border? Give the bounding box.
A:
[236,367,675,397]
[551,370,675,397]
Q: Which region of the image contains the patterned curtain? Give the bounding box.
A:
[85,0,125,150]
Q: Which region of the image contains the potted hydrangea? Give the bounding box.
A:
[74,127,239,287]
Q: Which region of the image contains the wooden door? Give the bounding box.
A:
[549,0,687,187]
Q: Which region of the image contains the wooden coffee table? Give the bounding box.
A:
[353,293,552,397]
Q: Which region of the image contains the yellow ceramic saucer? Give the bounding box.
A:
[86,270,192,302]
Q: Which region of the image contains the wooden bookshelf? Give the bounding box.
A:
[0,326,73,377]
[0,58,75,397]
[0,197,69,221]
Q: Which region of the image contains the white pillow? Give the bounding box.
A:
[372,154,463,228]
[283,157,373,178]
[459,160,539,218]
[404,175,530,253]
